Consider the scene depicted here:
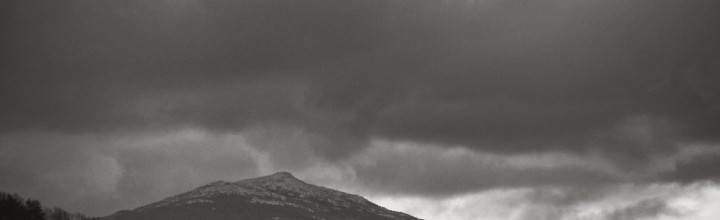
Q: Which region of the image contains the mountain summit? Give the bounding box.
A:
[105,172,420,220]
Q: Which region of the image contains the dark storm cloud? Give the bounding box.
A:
[3,0,719,160]
[371,0,720,155]
[0,0,393,132]
[3,0,720,207]
[661,152,720,183]
[5,1,720,218]
[0,133,126,214]
[0,131,259,215]
[357,160,616,197]
[111,133,259,211]
[350,143,618,197]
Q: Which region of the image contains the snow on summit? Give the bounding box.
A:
[107,172,420,220]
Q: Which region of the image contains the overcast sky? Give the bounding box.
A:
[1,0,720,219]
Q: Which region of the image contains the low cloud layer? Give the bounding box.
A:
[373,182,720,220]
[0,130,260,214]
[350,141,619,197]
[1,0,720,218]
[661,153,720,183]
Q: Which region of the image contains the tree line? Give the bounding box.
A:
[1,192,100,220]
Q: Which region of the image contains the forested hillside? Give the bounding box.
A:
[0,192,100,220]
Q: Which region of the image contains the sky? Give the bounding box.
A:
[1,0,720,219]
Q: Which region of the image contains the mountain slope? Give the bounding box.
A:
[105,172,420,220]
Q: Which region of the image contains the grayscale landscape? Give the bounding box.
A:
[1,0,720,219]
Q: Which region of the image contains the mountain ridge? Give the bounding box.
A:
[105,171,420,220]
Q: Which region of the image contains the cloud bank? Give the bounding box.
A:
[1,0,720,218]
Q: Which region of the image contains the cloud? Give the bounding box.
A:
[349,140,620,197]
[2,0,720,218]
[0,130,260,216]
[606,198,678,220]
[585,115,681,170]
[661,153,720,183]
[1,0,719,160]
[0,0,391,133]
[0,132,127,214]
[373,182,720,220]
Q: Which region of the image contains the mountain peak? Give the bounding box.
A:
[234,171,311,192]
[112,172,421,220]
[269,171,295,179]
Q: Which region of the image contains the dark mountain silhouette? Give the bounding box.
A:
[104,172,420,220]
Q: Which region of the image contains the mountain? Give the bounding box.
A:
[104,172,420,220]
